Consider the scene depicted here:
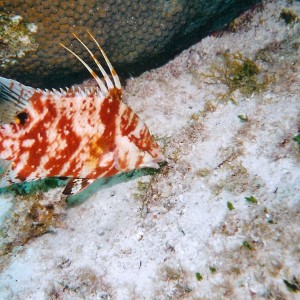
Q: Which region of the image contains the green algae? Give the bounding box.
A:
[238,114,248,122]
[283,276,300,292]
[293,133,300,144]
[245,196,258,204]
[195,272,203,281]
[227,201,235,210]
[242,240,255,251]
[209,266,217,273]
[280,8,299,25]
[203,52,272,103]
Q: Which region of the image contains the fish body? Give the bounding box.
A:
[0,33,164,195]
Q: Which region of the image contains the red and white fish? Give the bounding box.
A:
[0,32,164,195]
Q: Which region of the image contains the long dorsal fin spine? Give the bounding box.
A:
[87,30,121,89]
[59,43,109,95]
[96,89,104,99]
[72,33,114,90]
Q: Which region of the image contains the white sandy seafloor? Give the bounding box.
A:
[0,0,300,299]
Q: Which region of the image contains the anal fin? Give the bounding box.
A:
[62,178,95,196]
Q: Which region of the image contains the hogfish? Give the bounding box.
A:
[0,32,164,195]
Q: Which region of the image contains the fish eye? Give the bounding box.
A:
[15,111,28,125]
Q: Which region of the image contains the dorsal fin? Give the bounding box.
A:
[60,31,122,96]
[0,77,35,124]
[62,178,95,196]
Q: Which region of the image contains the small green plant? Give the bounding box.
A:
[195,168,211,177]
[195,272,203,281]
[238,114,248,122]
[242,240,255,251]
[136,181,152,193]
[283,276,300,292]
[165,267,182,281]
[227,201,235,210]
[202,52,272,103]
[245,196,258,204]
[293,133,300,144]
[280,9,299,25]
[209,266,217,273]
[133,180,152,203]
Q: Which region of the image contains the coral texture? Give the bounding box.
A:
[1,0,260,87]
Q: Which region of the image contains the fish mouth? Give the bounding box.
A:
[155,153,166,164]
[141,153,166,169]
[140,162,160,169]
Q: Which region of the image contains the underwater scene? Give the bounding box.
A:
[0,0,300,299]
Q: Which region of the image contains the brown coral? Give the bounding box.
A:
[1,0,260,88]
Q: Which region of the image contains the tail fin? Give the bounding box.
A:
[0,76,35,124]
[0,123,13,160]
[0,121,8,159]
[0,76,35,160]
